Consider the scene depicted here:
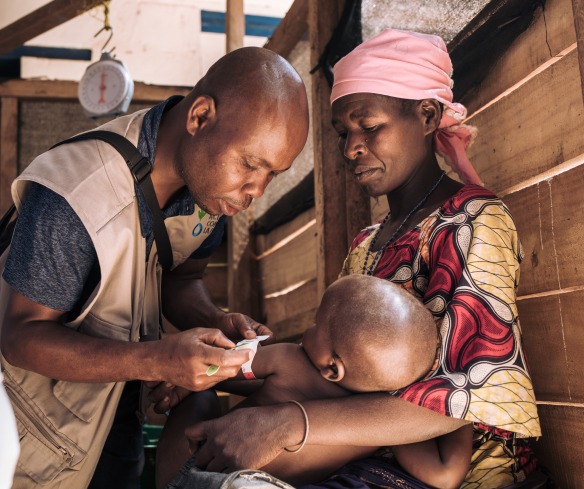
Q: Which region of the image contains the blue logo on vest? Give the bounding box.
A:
[192,223,203,236]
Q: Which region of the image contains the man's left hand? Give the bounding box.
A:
[216,313,273,342]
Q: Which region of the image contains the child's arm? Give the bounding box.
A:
[391,423,473,489]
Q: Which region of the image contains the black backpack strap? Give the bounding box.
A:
[0,203,17,256]
[51,130,173,271]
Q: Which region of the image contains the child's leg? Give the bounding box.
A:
[155,390,221,489]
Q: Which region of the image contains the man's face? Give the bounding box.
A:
[177,104,305,217]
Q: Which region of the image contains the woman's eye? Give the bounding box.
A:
[363,125,378,132]
[242,160,256,170]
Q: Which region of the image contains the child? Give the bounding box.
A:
[158,275,472,489]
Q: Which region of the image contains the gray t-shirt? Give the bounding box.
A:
[3,97,225,314]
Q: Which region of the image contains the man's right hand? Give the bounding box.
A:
[155,328,252,392]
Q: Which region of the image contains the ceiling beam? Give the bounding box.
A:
[0,0,103,57]
[0,79,190,103]
[264,0,307,59]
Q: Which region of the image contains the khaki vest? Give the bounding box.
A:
[0,111,220,488]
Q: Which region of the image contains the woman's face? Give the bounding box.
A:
[331,93,430,197]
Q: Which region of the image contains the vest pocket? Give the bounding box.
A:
[80,311,132,341]
[8,389,85,485]
[53,379,115,422]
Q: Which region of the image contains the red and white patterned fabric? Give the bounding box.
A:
[341,185,541,487]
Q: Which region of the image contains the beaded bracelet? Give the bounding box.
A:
[284,400,309,453]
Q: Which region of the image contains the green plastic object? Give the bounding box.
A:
[141,424,164,488]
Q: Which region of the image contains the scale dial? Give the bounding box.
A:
[78,52,134,118]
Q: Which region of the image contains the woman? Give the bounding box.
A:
[327,28,541,488]
[170,30,543,489]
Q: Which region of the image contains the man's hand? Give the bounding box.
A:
[215,312,273,342]
[156,328,252,392]
[145,381,192,414]
[185,403,304,472]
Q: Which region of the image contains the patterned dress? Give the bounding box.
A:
[340,185,541,488]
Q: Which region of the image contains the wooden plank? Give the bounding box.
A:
[503,160,584,295]
[503,184,558,296]
[449,0,543,105]
[309,0,350,300]
[226,0,244,53]
[0,0,102,56]
[467,49,584,193]
[573,0,584,103]
[263,278,317,328]
[259,224,317,296]
[0,79,190,102]
[228,218,262,320]
[0,97,18,215]
[345,169,371,251]
[256,207,315,255]
[534,403,584,488]
[462,0,576,113]
[264,0,308,59]
[545,163,584,290]
[268,308,316,342]
[519,294,566,401]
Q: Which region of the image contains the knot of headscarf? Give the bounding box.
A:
[330,29,482,186]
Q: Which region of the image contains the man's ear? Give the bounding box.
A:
[320,357,346,383]
[418,99,442,136]
[186,95,216,136]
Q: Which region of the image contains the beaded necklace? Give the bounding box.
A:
[362,170,446,276]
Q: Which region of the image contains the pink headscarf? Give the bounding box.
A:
[331,29,482,186]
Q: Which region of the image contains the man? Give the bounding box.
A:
[0,46,309,489]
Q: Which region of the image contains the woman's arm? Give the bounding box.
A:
[392,423,473,489]
[186,393,468,472]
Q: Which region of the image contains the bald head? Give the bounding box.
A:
[318,275,438,392]
[186,47,308,147]
[163,47,309,217]
[194,47,305,105]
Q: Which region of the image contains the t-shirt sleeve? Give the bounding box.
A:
[2,183,98,312]
[397,201,541,438]
[189,216,226,260]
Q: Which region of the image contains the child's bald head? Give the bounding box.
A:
[303,275,438,392]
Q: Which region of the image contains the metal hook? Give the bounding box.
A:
[94,25,114,53]
[93,1,114,53]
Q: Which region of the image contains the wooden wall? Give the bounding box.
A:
[462,0,583,485]
[255,207,318,341]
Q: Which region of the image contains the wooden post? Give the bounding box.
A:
[0,97,18,215]
[309,0,370,299]
[264,0,308,59]
[225,0,258,319]
[226,0,245,53]
[573,0,584,102]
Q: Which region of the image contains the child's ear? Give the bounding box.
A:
[186,95,216,136]
[320,358,346,383]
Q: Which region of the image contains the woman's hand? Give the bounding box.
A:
[185,403,305,472]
